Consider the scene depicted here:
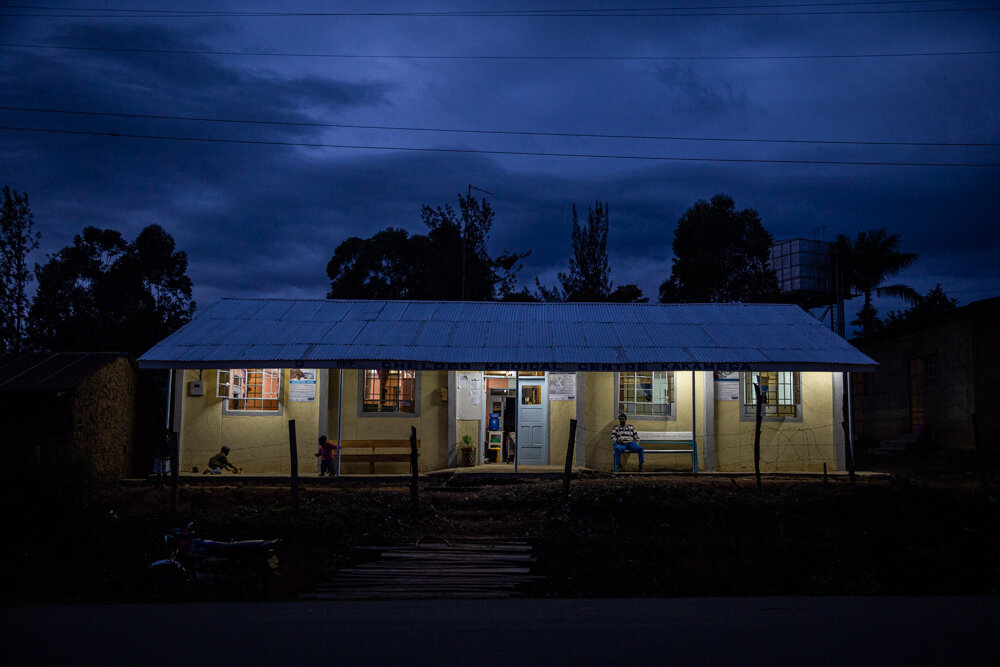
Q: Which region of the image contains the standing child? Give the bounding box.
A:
[315,435,338,476]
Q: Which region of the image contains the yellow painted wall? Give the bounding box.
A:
[326,370,449,473]
[713,372,839,472]
[548,398,576,466]
[179,369,320,474]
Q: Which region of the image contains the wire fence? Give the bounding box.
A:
[181,418,847,473]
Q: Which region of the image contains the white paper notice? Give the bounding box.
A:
[548,372,576,401]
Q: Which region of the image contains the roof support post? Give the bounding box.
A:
[336,369,343,476]
[691,371,699,473]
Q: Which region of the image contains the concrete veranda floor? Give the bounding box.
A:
[126,463,886,486]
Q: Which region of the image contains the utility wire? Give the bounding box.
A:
[3,105,995,147]
[0,1,968,15]
[2,1,997,18]
[4,41,998,62]
[2,124,997,167]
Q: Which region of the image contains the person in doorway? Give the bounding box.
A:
[203,445,239,474]
[315,435,338,476]
[612,412,644,472]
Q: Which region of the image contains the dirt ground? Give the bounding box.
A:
[2,451,998,603]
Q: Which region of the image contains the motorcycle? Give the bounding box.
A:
[144,522,280,600]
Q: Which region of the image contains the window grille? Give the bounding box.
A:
[363,369,416,413]
[217,369,280,412]
[743,371,800,417]
[618,371,673,417]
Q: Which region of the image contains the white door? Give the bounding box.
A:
[517,378,547,465]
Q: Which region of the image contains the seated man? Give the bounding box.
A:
[203,445,239,474]
[612,412,644,472]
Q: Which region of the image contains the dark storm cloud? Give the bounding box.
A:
[5,23,394,129]
[654,63,750,119]
[2,2,998,314]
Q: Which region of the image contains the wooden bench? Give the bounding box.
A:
[338,439,420,474]
[613,431,697,473]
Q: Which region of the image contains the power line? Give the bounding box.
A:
[3,105,995,147]
[2,124,997,167]
[2,1,997,18]
[4,41,998,62]
[0,1,968,15]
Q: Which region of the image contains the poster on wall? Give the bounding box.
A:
[713,370,740,401]
[469,375,482,405]
[456,372,483,419]
[548,373,576,401]
[289,369,317,402]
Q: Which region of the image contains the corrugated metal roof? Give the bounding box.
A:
[0,352,128,391]
[137,298,877,372]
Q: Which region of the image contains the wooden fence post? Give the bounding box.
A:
[288,419,299,510]
[563,419,577,501]
[410,426,419,516]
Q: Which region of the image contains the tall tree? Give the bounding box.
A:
[29,224,195,357]
[0,186,41,353]
[541,202,646,303]
[559,202,612,301]
[327,194,529,301]
[836,228,919,337]
[659,194,778,303]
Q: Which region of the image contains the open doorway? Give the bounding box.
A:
[481,371,548,465]
[484,374,516,463]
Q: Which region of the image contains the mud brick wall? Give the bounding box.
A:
[71,357,138,482]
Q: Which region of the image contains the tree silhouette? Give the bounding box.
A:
[29,225,195,357]
[327,194,528,301]
[884,284,956,328]
[659,194,777,303]
[559,202,612,301]
[836,228,919,336]
[539,202,646,303]
[0,186,40,353]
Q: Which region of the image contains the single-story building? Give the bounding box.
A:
[850,296,999,452]
[138,299,876,474]
[0,351,163,481]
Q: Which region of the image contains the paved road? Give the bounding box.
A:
[4,597,996,666]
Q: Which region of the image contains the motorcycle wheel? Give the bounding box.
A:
[144,564,185,600]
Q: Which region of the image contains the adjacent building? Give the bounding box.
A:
[851,296,1000,452]
[0,351,161,481]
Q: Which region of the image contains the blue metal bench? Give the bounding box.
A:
[613,430,698,473]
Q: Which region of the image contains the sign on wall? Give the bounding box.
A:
[713,370,740,401]
[456,372,483,419]
[548,372,576,401]
[289,369,317,402]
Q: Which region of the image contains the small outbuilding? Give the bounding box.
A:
[138,299,876,475]
[0,352,162,482]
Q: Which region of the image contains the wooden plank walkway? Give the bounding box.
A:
[301,537,541,600]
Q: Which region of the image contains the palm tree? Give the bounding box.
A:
[836,228,919,336]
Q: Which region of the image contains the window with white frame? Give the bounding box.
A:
[217,369,281,412]
[362,369,416,413]
[742,371,800,417]
[618,371,674,417]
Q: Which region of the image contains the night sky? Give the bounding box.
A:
[2,1,998,319]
